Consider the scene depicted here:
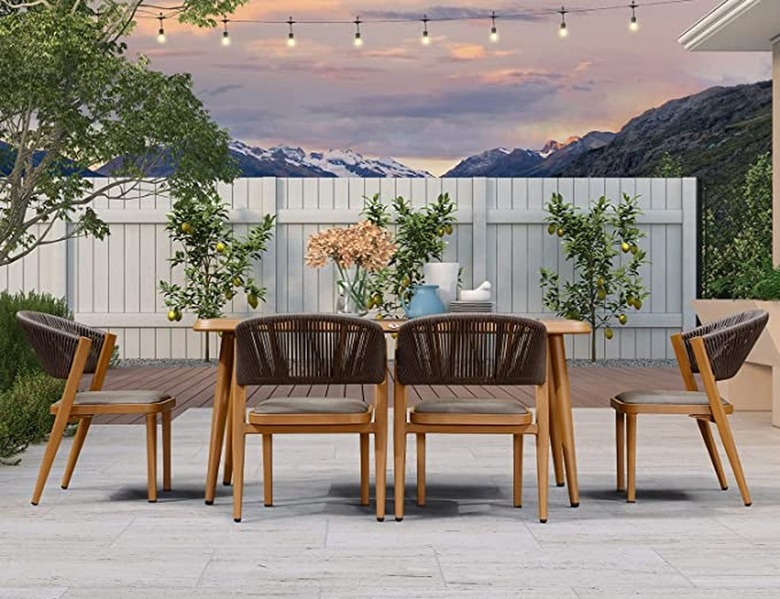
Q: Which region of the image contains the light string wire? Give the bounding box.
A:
[139,0,696,43]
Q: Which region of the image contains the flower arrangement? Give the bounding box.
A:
[306,221,396,315]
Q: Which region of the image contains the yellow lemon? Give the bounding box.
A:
[167,309,177,322]
[621,241,630,253]
[216,242,226,253]
[618,314,628,325]
[181,222,192,234]
[605,327,614,340]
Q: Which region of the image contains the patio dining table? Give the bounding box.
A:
[193,316,591,508]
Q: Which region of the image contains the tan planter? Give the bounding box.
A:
[693,299,780,426]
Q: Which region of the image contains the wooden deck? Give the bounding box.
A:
[93,364,684,425]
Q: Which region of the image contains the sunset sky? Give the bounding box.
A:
[128,1,771,175]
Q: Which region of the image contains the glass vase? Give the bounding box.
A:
[336,267,369,317]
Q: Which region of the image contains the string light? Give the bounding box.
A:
[489,11,498,42]
[221,17,231,46]
[354,16,363,47]
[156,13,166,44]
[629,2,639,32]
[421,14,430,45]
[286,16,296,47]
[558,6,569,38]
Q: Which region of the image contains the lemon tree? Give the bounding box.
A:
[540,192,649,361]
[159,193,274,359]
[362,193,456,317]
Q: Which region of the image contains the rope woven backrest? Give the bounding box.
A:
[395,314,547,386]
[234,314,387,386]
[16,311,107,379]
[681,309,768,381]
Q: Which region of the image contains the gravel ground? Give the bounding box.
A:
[117,358,678,369]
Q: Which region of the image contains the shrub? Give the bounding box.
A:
[702,153,772,299]
[0,372,64,463]
[0,291,71,392]
[752,268,780,301]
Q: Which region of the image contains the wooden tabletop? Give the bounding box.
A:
[193,317,591,336]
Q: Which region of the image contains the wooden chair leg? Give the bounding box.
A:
[416,433,426,507]
[394,429,407,521]
[360,433,370,506]
[626,413,637,503]
[536,429,549,523]
[696,417,728,490]
[375,424,387,522]
[31,409,71,505]
[616,411,625,492]
[232,428,246,523]
[145,413,158,503]
[61,417,92,490]
[712,414,751,506]
[262,434,273,507]
[162,410,172,492]
[513,434,523,508]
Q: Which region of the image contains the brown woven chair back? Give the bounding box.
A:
[16,311,107,379]
[681,309,768,381]
[395,314,547,386]
[234,314,387,386]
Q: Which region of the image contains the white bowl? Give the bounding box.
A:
[459,289,491,301]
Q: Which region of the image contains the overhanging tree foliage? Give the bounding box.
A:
[0,0,246,267]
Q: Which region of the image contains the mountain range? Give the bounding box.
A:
[2,80,770,190]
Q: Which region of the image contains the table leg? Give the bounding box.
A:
[204,333,234,505]
[549,334,580,507]
[222,395,234,486]
[548,372,565,487]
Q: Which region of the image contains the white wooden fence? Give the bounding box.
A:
[0,177,697,360]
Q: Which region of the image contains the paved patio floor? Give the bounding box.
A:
[2,408,780,597]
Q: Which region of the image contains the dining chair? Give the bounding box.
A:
[393,314,550,523]
[230,314,388,522]
[17,311,175,505]
[612,309,768,505]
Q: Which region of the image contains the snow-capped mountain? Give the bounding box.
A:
[98,141,431,178]
[228,141,431,178]
[444,132,615,178]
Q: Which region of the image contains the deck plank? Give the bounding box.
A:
[92,364,683,424]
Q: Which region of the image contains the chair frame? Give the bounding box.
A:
[230,317,389,523]
[28,324,173,505]
[612,331,751,505]
[393,317,551,523]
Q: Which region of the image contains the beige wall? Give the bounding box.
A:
[774,40,780,264]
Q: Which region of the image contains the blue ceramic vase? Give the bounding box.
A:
[403,284,447,319]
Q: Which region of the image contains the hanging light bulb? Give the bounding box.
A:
[489,11,499,42]
[421,15,431,45]
[354,17,363,47]
[629,2,639,32]
[221,17,231,46]
[156,13,166,44]
[287,16,296,47]
[558,6,569,38]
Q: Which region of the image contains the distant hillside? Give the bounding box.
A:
[0,141,99,177]
[444,132,615,178]
[556,80,772,191]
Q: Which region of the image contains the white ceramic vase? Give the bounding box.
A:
[423,262,459,307]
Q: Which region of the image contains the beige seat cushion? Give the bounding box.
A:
[252,397,369,415]
[75,390,171,405]
[413,398,528,415]
[614,390,731,407]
